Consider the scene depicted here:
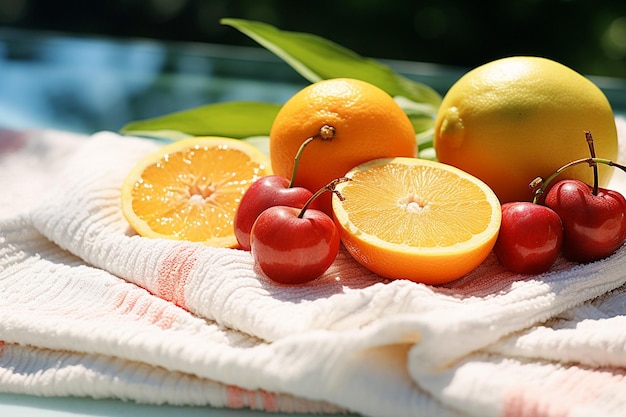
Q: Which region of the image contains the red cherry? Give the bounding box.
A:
[493,202,564,274]
[250,206,340,284]
[234,175,316,251]
[544,179,626,263]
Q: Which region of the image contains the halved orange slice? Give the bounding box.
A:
[121,137,271,248]
[332,157,501,284]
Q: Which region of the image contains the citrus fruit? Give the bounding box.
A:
[121,137,271,248]
[434,56,618,203]
[332,157,501,284]
[270,78,417,213]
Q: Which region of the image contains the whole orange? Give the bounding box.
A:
[269,78,417,213]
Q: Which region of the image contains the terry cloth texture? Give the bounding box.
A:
[1,118,626,417]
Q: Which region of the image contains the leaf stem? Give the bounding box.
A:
[532,157,626,203]
[585,131,599,195]
[289,124,336,188]
[298,177,351,218]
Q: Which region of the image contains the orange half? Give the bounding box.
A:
[332,157,501,284]
[121,137,271,247]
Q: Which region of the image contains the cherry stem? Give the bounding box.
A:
[532,157,626,203]
[289,124,336,188]
[297,177,351,219]
[585,131,599,196]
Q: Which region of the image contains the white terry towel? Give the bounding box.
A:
[1,118,626,417]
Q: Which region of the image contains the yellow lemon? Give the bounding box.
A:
[434,56,618,203]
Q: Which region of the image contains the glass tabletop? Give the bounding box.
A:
[0,392,323,417]
[1,28,624,135]
[0,27,472,137]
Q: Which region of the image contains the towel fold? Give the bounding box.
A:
[1,119,626,417]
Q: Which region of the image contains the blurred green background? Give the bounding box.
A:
[1,0,625,79]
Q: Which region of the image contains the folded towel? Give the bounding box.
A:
[1,118,626,417]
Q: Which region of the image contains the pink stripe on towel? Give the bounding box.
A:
[226,386,279,412]
[113,289,177,329]
[503,366,626,417]
[156,246,199,309]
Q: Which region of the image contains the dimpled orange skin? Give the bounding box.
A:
[434,56,618,204]
[269,78,417,214]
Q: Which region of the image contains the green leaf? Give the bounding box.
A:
[221,18,442,110]
[120,101,282,140]
[394,96,438,140]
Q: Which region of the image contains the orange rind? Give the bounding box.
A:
[332,157,501,284]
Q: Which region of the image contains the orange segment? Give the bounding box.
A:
[121,137,271,247]
[332,157,501,284]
